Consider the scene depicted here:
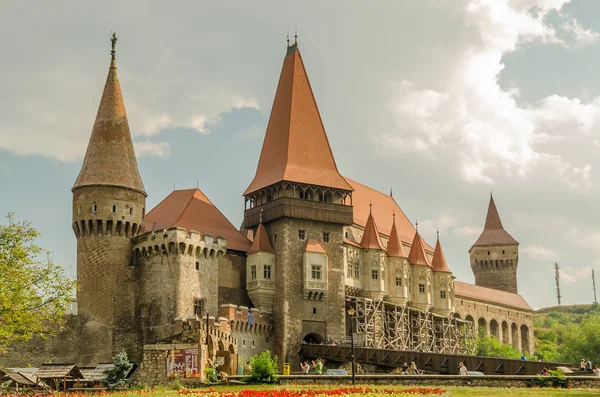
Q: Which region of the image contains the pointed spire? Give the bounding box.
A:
[408,230,431,267]
[244,42,352,195]
[432,233,451,273]
[390,187,393,197]
[73,34,145,195]
[387,213,407,258]
[361,206,385,250]
[248,223,275,254]
[471,194,518,247]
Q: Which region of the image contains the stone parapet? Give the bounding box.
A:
[220,304,273,335]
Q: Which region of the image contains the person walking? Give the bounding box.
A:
[458,362,468,376]
[580,359,586,371]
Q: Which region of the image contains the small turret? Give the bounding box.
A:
[361,205,386,300]
[408,227,432,311]
[387,213,409,305]
[246,222,276,313]
[431,231,454,316]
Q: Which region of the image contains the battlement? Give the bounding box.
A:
[173,315,237,348]
[73,218,142,239]
[219,304,274,336]
[132,227,227,263]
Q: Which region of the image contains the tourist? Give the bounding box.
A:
[301,361,310,375]
[315,358,324,375]
[401,362,409,374]
[458,362,468,376]
[521,354,526,361]
[594,365,600,377]
[587,359,593,371]
[245,360,252,375]
[580,359,586,371]
[539,367,549,376]
[408,362,418,375]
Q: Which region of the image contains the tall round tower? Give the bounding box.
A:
[469,194,519,294]
[71,35,146,362]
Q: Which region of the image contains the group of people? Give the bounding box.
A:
[300,358,323,375]
[579,359,600,376]
[399,361,420,375]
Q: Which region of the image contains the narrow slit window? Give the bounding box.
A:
[92,204,97,212]
[112,205,117,213]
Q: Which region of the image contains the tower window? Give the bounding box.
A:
[264,265,272,279]
[195,261,200,271]
[251,265,256,280]
[130,207,133,215]
[273,233,277,243]
[440,290,447,299]
[112,205,117,213]
[92,204,97,212]
[298,229,306,240]
[193,299,203,317]
[371,270,378,280]
[312,307,317,314]
[502,250,505,254]
[299,191,306,199]
[487,251,490,255]
[395,277,402,287]
[323,232,330,243]
[311,265,322,280]
[77,206,81,215]
[419,284,425,293]
[345,231,349,238]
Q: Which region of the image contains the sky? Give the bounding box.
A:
[1,0,600,310]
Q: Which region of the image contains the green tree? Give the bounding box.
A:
[102,350,133,389]
[247,350,279,384]
[0,213,76,352]
[476,327,522,359]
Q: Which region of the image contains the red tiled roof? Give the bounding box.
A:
[344,178,433,252]
[145,189,251,252]
[244,44,352,195]
[360,211,385,250]
[471,195,518,249]
[431,237,451,273]
[343,238,362,248]
[306,239,328,254]
[73,58,145,195]
[387,216,407,257]
[455,281,532,311]
[408,231,432,267]
[248,223,274,254]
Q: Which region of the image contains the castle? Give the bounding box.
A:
[3,37,535,368]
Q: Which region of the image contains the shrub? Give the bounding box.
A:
[170,378,183,390]
[102,350,133,389]
[205,368,219,383]
[246,350,279,384]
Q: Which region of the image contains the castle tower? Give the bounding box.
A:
[431,232,454,316]
[246,222,276,313]
[469,194,519,294]
[407,228,432,311]
[386,214,410,305]
[243,39,353,363]
[360,206,386,300]
[71,35,146,362]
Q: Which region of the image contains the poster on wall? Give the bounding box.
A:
[166,348,200,377]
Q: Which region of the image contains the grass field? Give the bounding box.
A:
[68,384,600,397]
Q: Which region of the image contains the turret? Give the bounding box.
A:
[386,213,410,305]
[407,227,432,311]
[431,231,454,316]
[71,34,146,363]
[246,221,276,313]
[469,194,519,294]
[360,205,386,300]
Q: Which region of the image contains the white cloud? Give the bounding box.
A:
[561,18,599,45]
[134,141,171,159]
[383,0,597,189]
[521,244,559,261]
[561,265,594,285]
[565,228,600,250]
[453,226,482,237]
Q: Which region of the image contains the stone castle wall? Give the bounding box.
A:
[470,245,519,294]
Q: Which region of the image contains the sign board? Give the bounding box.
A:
[166,348,200,378]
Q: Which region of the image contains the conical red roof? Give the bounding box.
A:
[73,53,145,195]
[408,231,431,267]
[361,210,385,250]
[244,43,352,195]
[432,236,451,272]
[248,223,275,254]
[471,194,518,248]
[387,215,407,257]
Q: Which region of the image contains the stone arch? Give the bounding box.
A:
[511,323,519,349]
[478,318,487,335]
[218,340,225,352]
[490,319,499,339]
[502,321,509,344]
[520,324,530,353]
[453,312,461,319]
[229,344,236,354]
[302,333,325,345]
[465,315,475,324]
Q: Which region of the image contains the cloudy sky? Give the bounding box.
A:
[2,0,600,309]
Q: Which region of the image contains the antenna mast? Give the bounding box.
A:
[593,269,598,304]
[554,262,561,305]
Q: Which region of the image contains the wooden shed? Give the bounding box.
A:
[35,364,83,390]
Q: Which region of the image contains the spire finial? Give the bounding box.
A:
[437,227,439,241]
[369,200,372,215]
[287,31,290,46]
[294,25,298,44]
[111,32,118,61]
[393,211,396,224]
[416,219,419,233]
[390,187,393,197]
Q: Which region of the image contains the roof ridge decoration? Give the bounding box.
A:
[248,223,275,254]
[407,229,432,267]
[387,213,407,258]
[431,232,451,272]
[360,206,385,250]
[72,33,146,195]
[243,40,352,195]
[471,194,518,248]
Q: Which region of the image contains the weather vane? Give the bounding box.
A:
[111,32,118,60]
